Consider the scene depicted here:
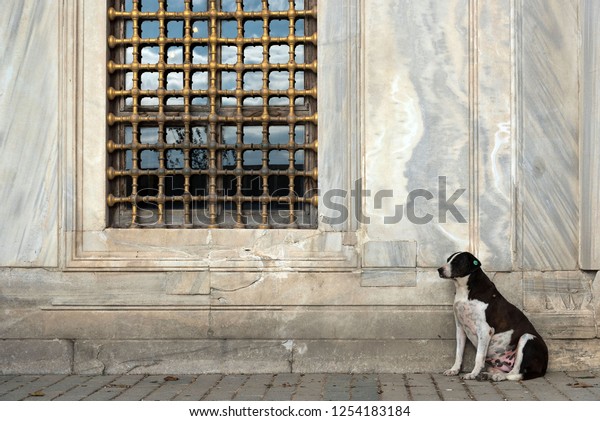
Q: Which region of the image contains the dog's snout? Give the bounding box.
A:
[438,264,450,278]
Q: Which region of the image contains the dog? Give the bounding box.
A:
[438,251,548,381]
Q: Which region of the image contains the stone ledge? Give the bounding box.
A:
[73,340,292,375]
[2,338,598,374]
[291,339,600,373]
[0,339,72,375]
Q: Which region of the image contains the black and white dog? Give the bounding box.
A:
[438,252,548,381]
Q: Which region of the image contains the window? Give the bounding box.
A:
[106,0,317,229]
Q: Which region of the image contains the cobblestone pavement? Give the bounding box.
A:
[1,371,599,401]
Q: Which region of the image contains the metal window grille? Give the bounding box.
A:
[106,0,317,228]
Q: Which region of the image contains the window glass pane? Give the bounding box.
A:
[193,21,209,38]
[167,46,183,64]
[193,46,208,64]
[268,0,288,12]
[221,46,237,64]
[141,47,159,64]
[243,0,261,12]
[192,0,208,11]
[141,21,159,38]
[142,0,159,12]
[269,45,289,64]
[167,21,184,38]
[244,20,262,37]
[270,20,289,37]
[244,46,262,64]
[167,0,185,12]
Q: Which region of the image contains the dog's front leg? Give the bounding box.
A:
[444,321,466,376]
[462,326,494,380]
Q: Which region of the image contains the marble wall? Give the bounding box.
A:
[0,0,598,373]
[0,0,590,271]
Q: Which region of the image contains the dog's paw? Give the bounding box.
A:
[483,372,507,382]
[460,372,481,381]
[443,368,460,376]
[480,370,508,382]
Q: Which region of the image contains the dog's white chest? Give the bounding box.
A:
[453,284,490,347]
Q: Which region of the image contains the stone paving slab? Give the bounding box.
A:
[323,374,353,401]
[82,375,146,401]
[263,373,301,400]
[292,373,325,401]
[53,375,121,401]
[379,374,410,401]
[1,371,600,401]
[203,374,248,401]
[111,375,165,401]
[23,375,96,401]
[173,374,222,401]
[350,374,380,401]
[0,375,67,401]
[232,374,274,401]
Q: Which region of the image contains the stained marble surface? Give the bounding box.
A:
[0,0,58,266]
[520,0,580,270]
[363,1,467,267]
[363,1,510,268]
[580,0,600,270]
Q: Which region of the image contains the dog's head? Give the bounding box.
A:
[437,251,482,279]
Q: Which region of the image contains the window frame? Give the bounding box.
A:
[60,0,361,270]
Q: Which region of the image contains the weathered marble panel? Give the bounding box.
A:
[523,271,595,314]
[0,309,210,340]
[209,271,456,307]
[0,0,59,267]
[74,340,291,374]
[292,339,600,373]
[363,1,470,266]
[0,340,72,375]
[209,307,455,340]
[362,1,516,271]
[546,339,600,371]
[519,0,579,270]
[360,269,417,287]
[165,272,210,295]
[318,0,361,230]
[474,0,513,270]
[292,339,475,374]
[580,0,600,270]
[363,241,416,268]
